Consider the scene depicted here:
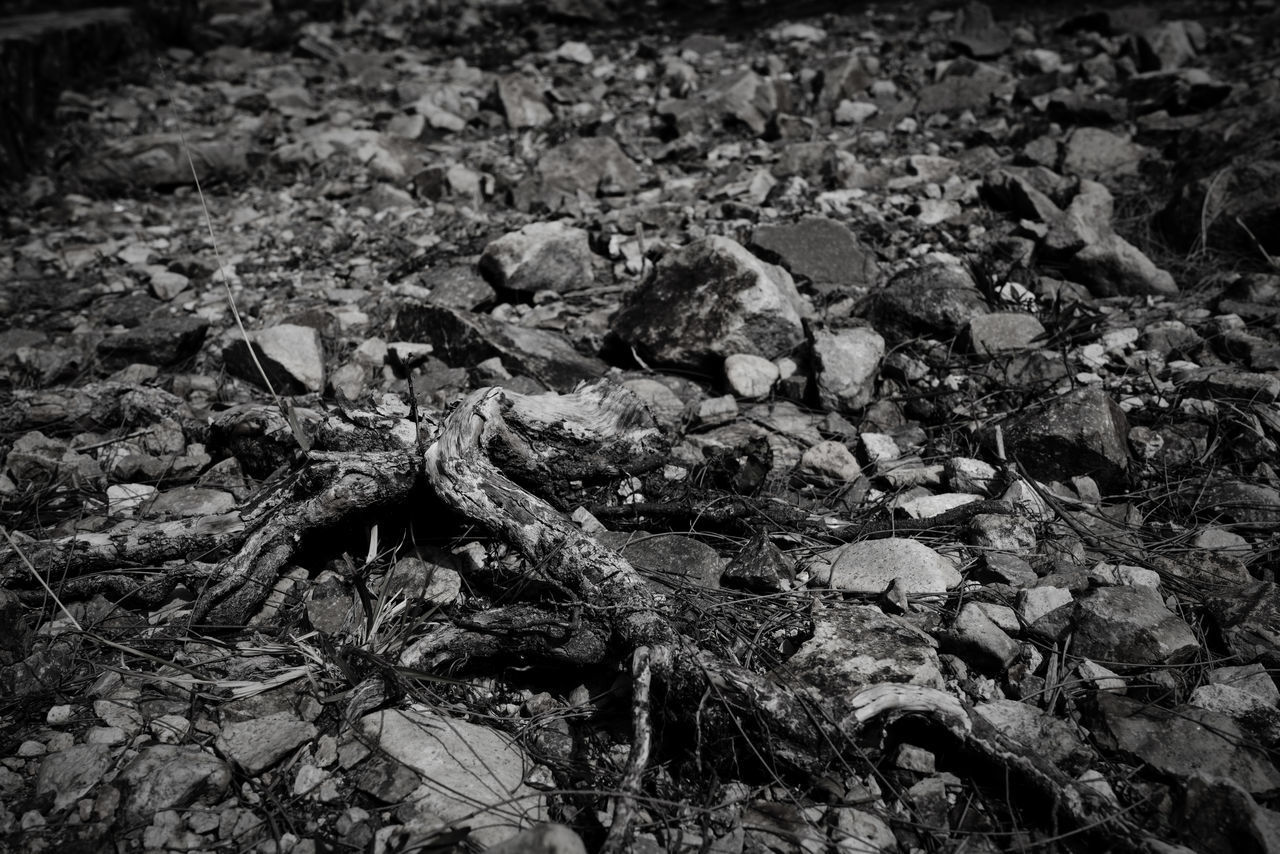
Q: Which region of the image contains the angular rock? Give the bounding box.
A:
[97,315,209,367]
[1071,586,1200,667]
[35,743,113,812]
[870,263,990,343]
[215,713,317,774]
[1068,232,1178,297]
[396,304,607,392]
[223,323,326,395]
[940,602,1020,671]
[805,537,962,595]
[116,745,232,824]
[610,236,810,372]
[749,216,880,294]
[1093,692,1280,794]
[965,312,1044,356]
[420,264,495,311]
[811,326,885,412]
[722,533,794,593]
[1199,481,1280,529]
[1204,582,1280,671]
[479,221,594,294]
[994,386,1130,490]
[817,54,878,111]
[359,707,545,849]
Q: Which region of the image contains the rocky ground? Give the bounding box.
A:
[3,0,1280,851]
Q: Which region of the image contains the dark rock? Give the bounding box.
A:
[1160,160,1280,257]
[749,216,880,295]
[722,532,794,593]
[994,386,1130,490]
[396,304,607,392]
[1204,582,1280,671]
[594,531,724,591]
[1199,481,1280,529]
[869,263,990,343]
[1176,366,1280,403]
[97,315,209,367]
[610,236,810,372]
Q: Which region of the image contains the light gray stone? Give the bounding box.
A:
[359,707,545,849]
[966,312,1045,356]
[223,323,325,394]
[479,221,594,294]
[812,327,885,412]
[806,537,961,594]
[216,713,317,774]
[724,353,779,399]
[800,440,861,482]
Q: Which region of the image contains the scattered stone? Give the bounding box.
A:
[97,315,209,367]
[479,221,594,294]
[973,700,1095,774]
[940,602,1020,671]
[805,537,962,595]
[525,136,643,211]
[1061,127,1150,179]
[596,531,725,591]
[722,533,793,592]
[497,73,552,128]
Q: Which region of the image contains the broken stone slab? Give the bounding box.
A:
[1091,692,1280,795]
[1070,586,1200,667]
[478,221,595,294]
[990,385,1130,491]
[748,216,880,295]
[965,312,1045,356]
[610,236,811,372]
[223,323,326,395]
[97,315,209,368]
[869,262,990,344]
[811,326,885,413]
[938,602,1020,671]
[115,744,232,825]
[215,712,317,774]
[359,707,546,849]
[396,303,607,392]
[35,742,114,812]
[805,537,962,595]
